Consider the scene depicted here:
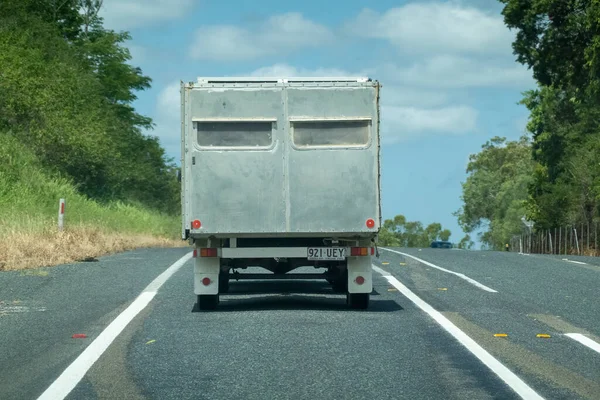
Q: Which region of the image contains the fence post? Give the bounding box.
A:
[574,227,580,255]
[519,236,523,254]
[58,198,65,232]
[548,230,553,254]
[594,221,598,255]
[587,221,590,255]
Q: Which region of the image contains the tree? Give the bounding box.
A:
[439,229,451,242]
[0,0,180,214]
[378,214,453,247]
[499,0,600,229]
[455,136,534,249]
[458,235,475,250]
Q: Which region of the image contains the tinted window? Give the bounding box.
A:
[195,121,273,147]
[292,120,370,147]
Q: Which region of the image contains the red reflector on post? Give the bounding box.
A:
[202,277,211,286]
[192,219,202,229]
[355,276,365,285]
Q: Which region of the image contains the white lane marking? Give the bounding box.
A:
[380,248,498,293]
[561,259,588,265]
[0,304,47,313]
[37,252,193,400]
[373,265,544,400]
[565,333,600,354]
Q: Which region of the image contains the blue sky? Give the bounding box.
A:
[99,0,536,246]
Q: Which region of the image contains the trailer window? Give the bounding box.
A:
[292,120,370,148]
[195,121,273,148]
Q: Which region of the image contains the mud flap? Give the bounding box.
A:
[347,256,373,294]
[194,256,220,295]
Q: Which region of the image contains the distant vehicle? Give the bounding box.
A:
[431,241,453,249]
[180,76,382,310]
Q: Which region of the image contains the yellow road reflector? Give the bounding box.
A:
[494,333,508,338]
[382,262,390,265]
[146,339,156,345]
[536,334,551,338]
[438,288,448,291]
[388,288,398,292]
[399,262,407,266]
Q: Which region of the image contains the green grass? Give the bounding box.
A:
[0,133,180,238]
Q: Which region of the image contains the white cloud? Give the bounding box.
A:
[381,105,478,144]
[383,86,449,108]
[99,0,196,30]
[189,13,334,61]
[348,2,513,55]
[250,63,355,78]
[150,82,181,160]
[377,56,533,89]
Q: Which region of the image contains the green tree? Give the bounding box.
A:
[439,229,451,242]
[499,0,600,229]
[455,136,534,249]
[458,234,475,250]
[0,0,180,214]
[378,214,452,247]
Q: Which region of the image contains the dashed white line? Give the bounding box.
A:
[565,333,600,354]
[380,248,498,293]
[561,259,588,265]
[372,265,544,400]
[37,252,193,400]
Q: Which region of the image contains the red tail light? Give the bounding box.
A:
[200,248,217,257]
[351,247,372,256]
[355,276,365,285]
[193,249,198,258]
[202,277,211,286]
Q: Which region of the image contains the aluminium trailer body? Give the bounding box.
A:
[180,77,381,310]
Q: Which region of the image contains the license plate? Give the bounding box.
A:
[307,247,346,261]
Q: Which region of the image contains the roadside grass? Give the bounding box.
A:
[0,134,186,271]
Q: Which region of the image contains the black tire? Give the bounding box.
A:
[347,293,370,310]
[219,272,230,293]
[197,294,219,311]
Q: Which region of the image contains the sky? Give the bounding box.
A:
[99,0,536,246]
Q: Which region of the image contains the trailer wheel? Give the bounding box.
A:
[219,271,230,293]
[347,293,369,310]
[197,294,219,311]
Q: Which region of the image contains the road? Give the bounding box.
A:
[1,247,599,399]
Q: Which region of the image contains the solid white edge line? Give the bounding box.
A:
[561,259,588,266]
[37,252,193,400]
[372,265,544,400]
[380,248,498,293]
[564,333,600,354]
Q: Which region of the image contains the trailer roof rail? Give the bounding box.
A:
[196,77,371,84]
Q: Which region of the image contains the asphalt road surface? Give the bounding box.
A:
[1,247,599,399]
